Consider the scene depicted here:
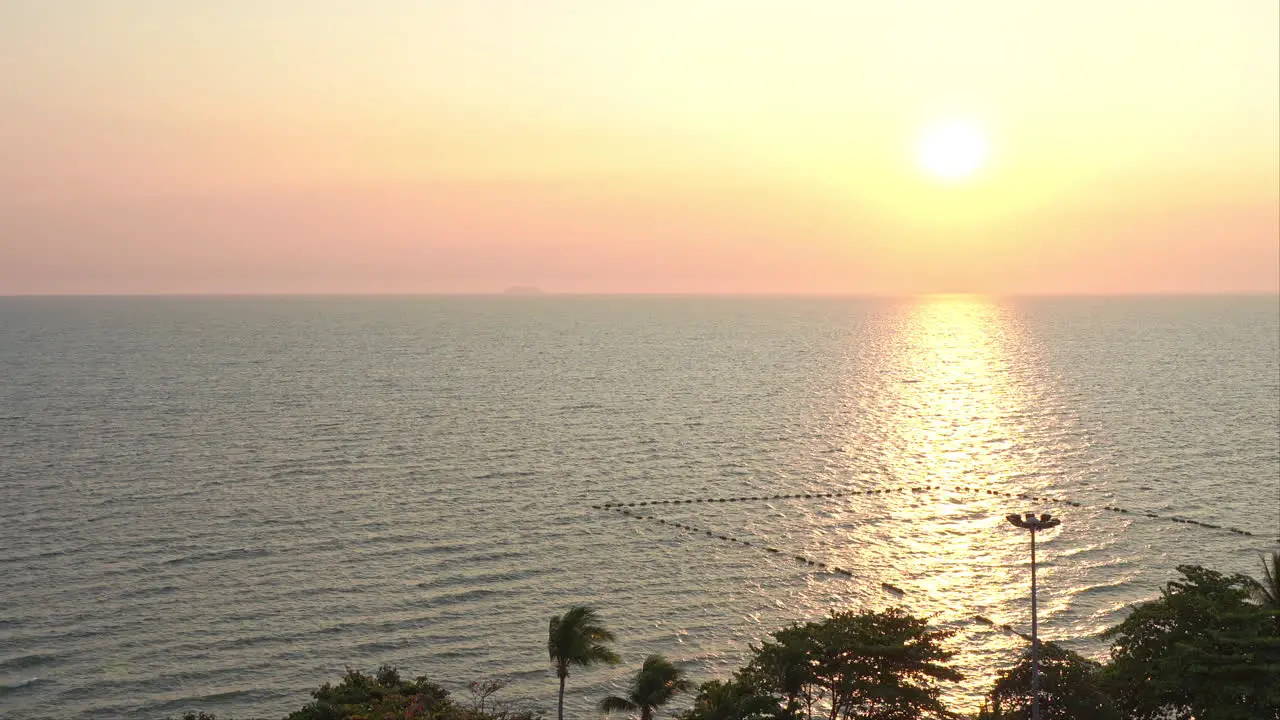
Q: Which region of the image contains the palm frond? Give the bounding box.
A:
[633,654,692,708]
[588,642,622,666]
[599,694,639,713]
[1260,552,1280,606]
[549,606,621,671]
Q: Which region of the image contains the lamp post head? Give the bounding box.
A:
[1006,513,1063,532]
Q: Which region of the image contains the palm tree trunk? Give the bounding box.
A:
[641,707,652,720]
[557,674,566,720]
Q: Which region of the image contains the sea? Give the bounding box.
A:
[1,295,1277,719]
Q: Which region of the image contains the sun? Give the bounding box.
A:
[917,121,988,181]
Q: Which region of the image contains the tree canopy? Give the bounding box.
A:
[743,607,963,720]
[677,676,783,720]
[977,641,1118,720]
[548,605,620,720]
[1101,564,1280,720]
[600,654,693,720]
[280,665,539,720]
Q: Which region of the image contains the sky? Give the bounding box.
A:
[1,1,1277,295]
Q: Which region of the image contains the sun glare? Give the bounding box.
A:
[917,121,988,181]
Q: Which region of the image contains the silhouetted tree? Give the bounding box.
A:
[600,654,692,720]
[1101,565,1280,720]
[977,641,1118,720]
[1256,551,1280,633]
[548,606,620,720]
[745,607,962,720]
[678,675,786,720]
[284,665,451,720]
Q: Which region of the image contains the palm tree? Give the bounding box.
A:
[1258,552,1280,605]
[1258,551,1280,631]
[549,606,621,720]
[600,654,692,720]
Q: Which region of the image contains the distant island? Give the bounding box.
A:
[502,286,545,295]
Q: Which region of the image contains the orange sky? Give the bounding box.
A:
[1,1,1277,295]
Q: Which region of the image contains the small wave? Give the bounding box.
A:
[117,583,180,600]
[557,403,602,411]
[417,567,549,591]
[504,667,555,683]
[351,639,414,653]
[0,546,76,564]
[141,688,257,715]
[0,653,58,671]
[472,469,537,480]
[267,467,321,479]
[1071,579,1138,600]
[0,676,46,695]
[419,587,502,607]
[163,547,271,566]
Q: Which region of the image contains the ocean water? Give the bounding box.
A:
[1,295,1277,719]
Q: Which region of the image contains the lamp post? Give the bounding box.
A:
[1005,512,1061,720]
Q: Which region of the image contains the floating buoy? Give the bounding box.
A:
[594,482,1260,547]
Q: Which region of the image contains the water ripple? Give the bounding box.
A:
[0,296,1275,719]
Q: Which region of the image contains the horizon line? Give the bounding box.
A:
[2,291,1278,299]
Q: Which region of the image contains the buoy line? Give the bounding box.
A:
[604,506,1049,643]
[603,506,1091,651]
[601,499,1129,667]
[592,485,1273,542]
[604,506,907,596]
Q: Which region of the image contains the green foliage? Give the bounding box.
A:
[548,606,622,676]
[174,669,538,720]
[1260,552,1280,606]
[600,654,692,720]
[281,665,542,720]
[744,607,962,720]
[284,665,447,720]
[1257,551,1280,634]
[168,711,271,720]
[976,641,1118,720]
[548,606,621,720]
[678,676,788,720]
[1100,564,1280,720]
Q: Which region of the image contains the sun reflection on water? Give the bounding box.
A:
[875,295,1039,485]
[822,295,1071,708]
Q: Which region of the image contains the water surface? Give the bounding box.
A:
[1,296,1277,718]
